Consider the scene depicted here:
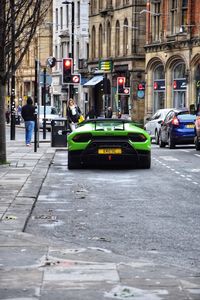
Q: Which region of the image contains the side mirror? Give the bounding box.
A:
[146,117,151,121]
[158,120,164,126]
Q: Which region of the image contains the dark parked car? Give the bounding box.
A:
[159,108,196,149]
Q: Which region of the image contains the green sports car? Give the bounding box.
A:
[67,118,151,169]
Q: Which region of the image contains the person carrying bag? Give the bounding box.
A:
[66,98,83,131]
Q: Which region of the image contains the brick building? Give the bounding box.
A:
[86,0,146,121]
[145,0,200,119]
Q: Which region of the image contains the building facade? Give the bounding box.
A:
[86,0,146,121]
[145,0,200,119]
[15,7,53,107]
[51,0,89,115]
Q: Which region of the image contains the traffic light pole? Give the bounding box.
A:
[63,1,74,99]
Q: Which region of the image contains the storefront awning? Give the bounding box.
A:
[83,75,103,87]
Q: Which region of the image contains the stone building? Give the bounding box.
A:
[145,0,200,119]
[86,0,146,121]
[15,7,53,107]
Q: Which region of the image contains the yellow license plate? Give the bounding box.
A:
[186,124,195,128]
[98,148,122,154]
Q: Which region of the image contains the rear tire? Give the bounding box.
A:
[195,137,200,151]
[68,152,81,169]
[140,154,151,169]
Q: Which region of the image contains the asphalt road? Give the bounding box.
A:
[25,143,200,274]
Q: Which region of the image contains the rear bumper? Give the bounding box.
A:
[171,129,195,144]
[68,149,150,167]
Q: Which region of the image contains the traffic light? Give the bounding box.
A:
[71,74,81,85]
[117,77,125,94]
[62,58,73,84]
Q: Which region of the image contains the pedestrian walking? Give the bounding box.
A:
[5,106,11,124]
[66,98,82,131]
[85,106,96,119]
[21,97,35,146]
[105,106,113,118]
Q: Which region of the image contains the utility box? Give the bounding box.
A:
[51,119,69,147]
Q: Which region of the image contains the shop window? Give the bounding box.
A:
[173,63,186,108]
[153,65,165,112]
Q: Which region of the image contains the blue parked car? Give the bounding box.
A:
[158,108,196,149]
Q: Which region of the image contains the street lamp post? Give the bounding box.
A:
[62,1,74,99]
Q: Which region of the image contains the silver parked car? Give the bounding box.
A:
[39,106,60,131]
[144,108,173,144]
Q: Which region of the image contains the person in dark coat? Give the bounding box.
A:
[21,97,35,146]
[85,106,96,119]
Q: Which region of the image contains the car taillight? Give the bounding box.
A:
[128,133,147,142]
[171,117,179,126]
[72,133,92,143]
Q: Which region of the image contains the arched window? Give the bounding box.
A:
[91,26,96,59]
[173,62,186,108]
[98,24,103,58]
[107,21,111,57]
[115,21,120,56]
[123,19,128,55]
[153,65,165,112]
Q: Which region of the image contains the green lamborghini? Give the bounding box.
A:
[67,118,151,169]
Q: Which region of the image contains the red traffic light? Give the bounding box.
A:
[63,58,72,68]
[117,77,125,85]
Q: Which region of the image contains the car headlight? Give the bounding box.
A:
[72,133,92,143]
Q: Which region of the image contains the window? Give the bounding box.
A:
[60,7,63,29]
[171,0,177,34]
[123,19,128,56]
[91,26,96,59]
[56,8,58,31]
[152,2,160,41]
[77,1,80,26]
[173,63,186,108]
[115,21,120,56]
[98,24,103,58]
[66,5,69,28]
[181,0,188,31]
[99,0,103,10]
[107,21,111,57]
[116,0,121,7]
[153,65,165,112]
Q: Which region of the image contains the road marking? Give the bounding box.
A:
[159,156,179,161]
[194,154,200,158]
[179,149,190,153]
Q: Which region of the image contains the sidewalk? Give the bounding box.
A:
[0,132,200,299]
